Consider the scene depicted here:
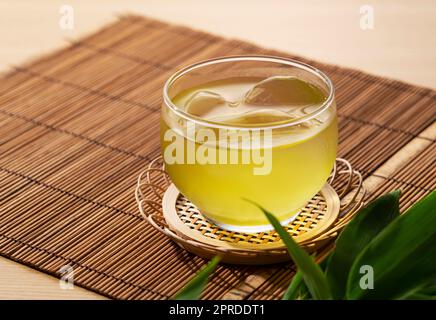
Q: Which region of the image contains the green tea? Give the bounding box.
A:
[161,76,337,231]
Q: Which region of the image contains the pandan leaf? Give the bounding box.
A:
[283,270,303,300]
[346,191,436,299]
[283,255,330,300]
[248,201,332,300]
[326,190,400,298]
[173,256,221,300]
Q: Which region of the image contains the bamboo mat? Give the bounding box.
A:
[0,15,434,300]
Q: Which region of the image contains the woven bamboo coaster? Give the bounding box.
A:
[136,157,365,264]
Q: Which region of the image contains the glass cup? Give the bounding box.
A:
[161,56,337,233]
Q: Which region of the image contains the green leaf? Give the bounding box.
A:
[400,283,436,300]
[283,270,303,300]
[173,256,221,300]
[298,255,332,300]
[418,283,436,296]
[283,254,330,300]
[298,282,310,300]
[346,191,436,299]
[326,190,400,299]
[248,201,332,300]
[404,293,436,300]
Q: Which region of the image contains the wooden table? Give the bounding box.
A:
[0,0,435,300]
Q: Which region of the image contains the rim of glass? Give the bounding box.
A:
[163,55,335,130]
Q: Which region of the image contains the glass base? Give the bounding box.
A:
[201,211,300,234]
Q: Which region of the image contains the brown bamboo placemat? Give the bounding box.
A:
[0,15,434,300]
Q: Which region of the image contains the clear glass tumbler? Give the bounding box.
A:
[161,56,337,233]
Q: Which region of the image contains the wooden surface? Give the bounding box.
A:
[2,0,436,88]
[0,257,104,299]
[0,0,434,300]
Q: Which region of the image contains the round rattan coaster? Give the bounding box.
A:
[135,157,365,265]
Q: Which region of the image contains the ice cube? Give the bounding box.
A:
[184,91,228,117]
[213,109,294,125]
[244,76,326,107]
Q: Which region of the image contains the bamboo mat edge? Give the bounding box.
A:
[0,252,109,299]
[2,13,436,98]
